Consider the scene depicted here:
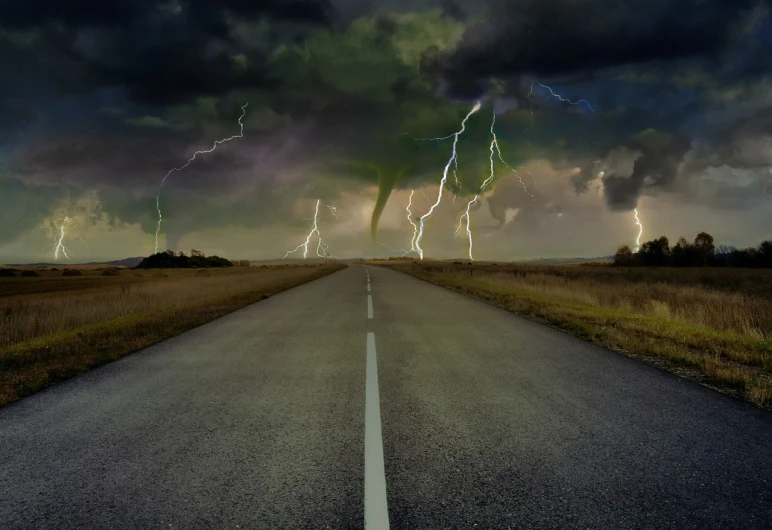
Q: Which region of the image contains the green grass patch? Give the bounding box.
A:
[387,266,772,410]
[0,264,345,406]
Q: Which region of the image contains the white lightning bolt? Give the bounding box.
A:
[284,199,320,259]
[52,217,71,260]
[634,208,643,252]
[456,110,499,261]
[377,242,412,257]
[406,189,419,253]
[317,235,332,258]
[414,102,482,260]
[536,82,594,112]
[519,166,541,192]
[154,102,249,254]
[285,199,336,259]
[380,189,421,257]
[490,120,536,202]
[327,205,338,220]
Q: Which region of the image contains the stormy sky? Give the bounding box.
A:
[1,0,771,262]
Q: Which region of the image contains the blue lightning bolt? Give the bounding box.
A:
[536,82,594,112]
[414,102,482,260]
[154,102,249,254]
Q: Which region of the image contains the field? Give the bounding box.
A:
[0,263,345,406]
[377,260,772,409]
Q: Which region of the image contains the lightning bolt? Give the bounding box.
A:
[536,82,594,112]
[327,205,339,220]
[456,110,499,260]
[379,189,420,257]
[285,199,336,259]
[634,208,643,253]
[525,81,535,141]
[52,217,71,260]
[154,102,249,254]
[377,242,412,257]
[490,119,536,202]
[519,166,541,193]
[406,189,419,253]
[317,235,332,258]
[414,102,482,260]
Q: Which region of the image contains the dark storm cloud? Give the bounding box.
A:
[0,0,335,29]
[572,105,772,211]
[440,0,763,97]
[0,0,335,106]
[602,137,690,211]
[0,176,62,244]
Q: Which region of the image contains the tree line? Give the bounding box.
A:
[136,250,233,269]
[614,233,772,267]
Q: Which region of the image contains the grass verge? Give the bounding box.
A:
[382,264,772,410]
[0,264,345,407]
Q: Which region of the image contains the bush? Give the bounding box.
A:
[20,270,40,277]
[101,268,120,276]
[62,269,82,276]
[136,250,234,269]
[0,269,17,277]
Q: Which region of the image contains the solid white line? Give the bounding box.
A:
[365,332,389,529]
[367,294,373,319]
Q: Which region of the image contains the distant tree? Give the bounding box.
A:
[731,247,757,268]
[714,244,737,267]
[758,240,772,268]
[613,245,633,266]
[671,236,695,267]
[716,244,736,256]
[613,235,772,268]
[639,236,670,266]
[693,232,715,266]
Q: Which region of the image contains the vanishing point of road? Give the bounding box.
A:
[1,265,771,529]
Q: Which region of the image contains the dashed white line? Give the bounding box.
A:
[365,332,389,529]
[367,294,373,319]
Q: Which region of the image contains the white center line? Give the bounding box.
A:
[367,282,371,292]
[365,332,389,529]
[367,294,373,319]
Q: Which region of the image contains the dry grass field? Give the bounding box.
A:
[0,263,345,406]
[378,260,772,409]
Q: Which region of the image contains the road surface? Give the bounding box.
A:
[1,265,771,529]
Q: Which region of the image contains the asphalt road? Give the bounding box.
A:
[2,265,772,529]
